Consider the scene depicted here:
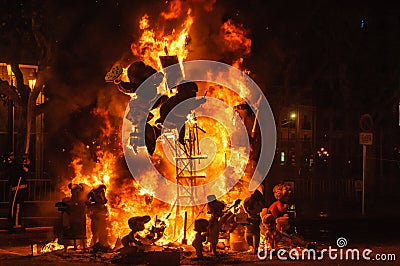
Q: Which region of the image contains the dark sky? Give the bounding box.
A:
[3,0,400,96]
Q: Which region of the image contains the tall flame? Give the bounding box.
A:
[131,9,193,71]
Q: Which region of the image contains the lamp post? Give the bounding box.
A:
[288,112,296,142]
[279,111,297,167]
[288,112,297,167]
[6,64,15,153]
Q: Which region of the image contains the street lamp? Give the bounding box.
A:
[287,111,299,167]
[288,111,297,140]
[6,64,16,152]
[28,79,36,90]
[281,112,297,127]
[28,68,38,91]
[6,64,15,86]
[279,111,298,166]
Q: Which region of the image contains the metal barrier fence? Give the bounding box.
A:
[289,178,357,201]
[0,179,56,204]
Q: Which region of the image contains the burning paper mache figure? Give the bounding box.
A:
[121,215,167,250]
[260,211,280,249]
[206,195,226,255]
[261,183,307,249]
[106,62,205,155]
[124,64,165,155]
[192,218,209,259]
[87,184,110,249]
[192,199,241,259]
[243,189,267,254]
[106,61,165,155]
[268,183,292,232]
[260,209,293,250]
[55,183,91,248]
[156,81,206,146]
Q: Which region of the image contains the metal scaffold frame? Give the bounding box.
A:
[161,114,207,240]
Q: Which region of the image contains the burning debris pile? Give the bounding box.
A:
[39,0,311,264]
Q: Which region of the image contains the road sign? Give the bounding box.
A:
[359,132,373,145]
[359,114,373,132]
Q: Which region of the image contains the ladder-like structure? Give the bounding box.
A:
[162,113,207,238]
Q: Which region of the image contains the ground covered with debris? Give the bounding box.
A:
[1,225,399,265]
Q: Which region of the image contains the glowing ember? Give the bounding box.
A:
[40,239,69,254]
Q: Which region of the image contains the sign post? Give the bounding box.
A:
[359,114,373,217]
[359,132,373,217]
[362,144,366,217]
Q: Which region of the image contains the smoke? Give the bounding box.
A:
[36,1,143,178]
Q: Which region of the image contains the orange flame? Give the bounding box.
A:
[161,0,183,20]
[221,19,252,56]
[40,239,66,253]
[131,9,193,72]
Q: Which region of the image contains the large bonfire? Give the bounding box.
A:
[43,0,258,253]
